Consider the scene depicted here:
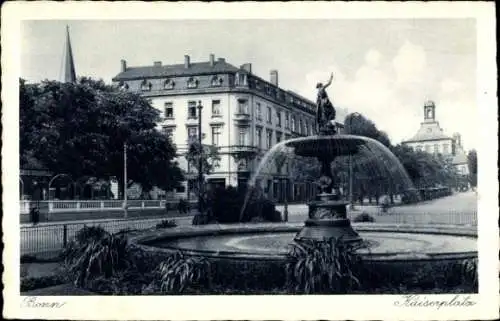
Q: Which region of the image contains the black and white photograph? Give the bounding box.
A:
[2,2,498,320]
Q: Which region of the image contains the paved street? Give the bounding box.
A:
[277,191,478,225]
[21,191,477,257]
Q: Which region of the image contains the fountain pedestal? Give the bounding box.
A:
[295,191,362,243]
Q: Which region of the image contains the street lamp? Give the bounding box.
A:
[197,101,204,215]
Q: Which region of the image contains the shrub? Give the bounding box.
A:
[74,225,108,244]
[155,219,177,229]
[205,186,280,223]
[192,214,211,225]
[285,238,365,294]
[147,251,212,294]
[21,274,68,292]
[352,212,375,223]
[64,233,130,287]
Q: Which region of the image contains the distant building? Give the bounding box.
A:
[402,100,469,176]
[112,54,347,202]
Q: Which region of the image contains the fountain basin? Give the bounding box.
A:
[129,223,477,293]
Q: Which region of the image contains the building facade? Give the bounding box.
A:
[402,100,469,176]
[112,54,347,202]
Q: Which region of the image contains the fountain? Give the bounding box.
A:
[129,74,477,293]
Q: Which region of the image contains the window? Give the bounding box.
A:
[162,126,174,138]
[256,103,262,120]
[425,145,431,153]
[187,127,198,140]
[236,73,247,86]
[291,115,296,132]
[304,121,309,136]
[443,143,449,155]
[276,109,282,127]
[256,127,263,149]
[212,100,221,117]
[238,127,248,146]
[266,129,273,149]
[299,119,303,134]
[211,75,223,87]
[276,132,282,143]
[140,79,151,91]
[285,134,291,141]
[211,126,222,146]
[434,144,439,154]
[285,112,290,129]
[164,102,174,119]
[267,106,272,124]
[237,99,249,115]
[187,77,198,89]
[164,79,175,90]
[188,101,197,119]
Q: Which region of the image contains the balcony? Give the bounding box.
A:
[233,112,251,123]
[226,145,259,156]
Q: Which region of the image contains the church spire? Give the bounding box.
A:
[62,25,76,83]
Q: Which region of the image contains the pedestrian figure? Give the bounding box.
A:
[30,205,40,225]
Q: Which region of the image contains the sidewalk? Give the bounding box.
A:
[21,211,197,228]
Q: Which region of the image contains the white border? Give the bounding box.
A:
[2,2,498,320]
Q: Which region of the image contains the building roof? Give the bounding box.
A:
[403,121,451,143]
[451,147,468,165]
[112,60,240,81]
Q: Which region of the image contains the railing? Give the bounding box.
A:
[20,216,194,257]
[19,200,197,214]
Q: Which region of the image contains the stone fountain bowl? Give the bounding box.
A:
[129,223,477,293]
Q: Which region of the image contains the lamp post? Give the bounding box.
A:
[197,101,204,215]
[123,142,128,218]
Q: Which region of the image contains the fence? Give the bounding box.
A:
[20,199,197,214]
[20,216,193,257]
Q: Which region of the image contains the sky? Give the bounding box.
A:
[21,19,478,150]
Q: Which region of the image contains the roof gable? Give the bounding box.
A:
[403,121,451,143]
[113,60,240,81]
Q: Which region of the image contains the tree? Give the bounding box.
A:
[184,136,221,197]
[185,137,221,176]
[19,77,184,195]
[467,149,477,188]
[344,113,392,148]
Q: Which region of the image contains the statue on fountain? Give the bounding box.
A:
[316,72,337,135]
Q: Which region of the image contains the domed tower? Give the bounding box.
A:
[423,100,436,122]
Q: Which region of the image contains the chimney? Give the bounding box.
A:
[240,63,252,73]
[120,59,127,72]
[209,54,215,67]
[453,133,462,147]
[153,61,162,67]
[270,70,278,86]
[184,55,190,68]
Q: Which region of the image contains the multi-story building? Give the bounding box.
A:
[112,54,346,202]
[402,100,469,176]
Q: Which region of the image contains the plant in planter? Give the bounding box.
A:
[63,232,130,287]
[147,251,212,294]
[155,219,177,229]
[352,212,375,223]
[285,237,366,294]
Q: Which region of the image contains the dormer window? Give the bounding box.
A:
[235,72,247,86]
[211,75,223,87]
[141,79,152,91]
[187,77,199,89]
[164,78,175,90]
